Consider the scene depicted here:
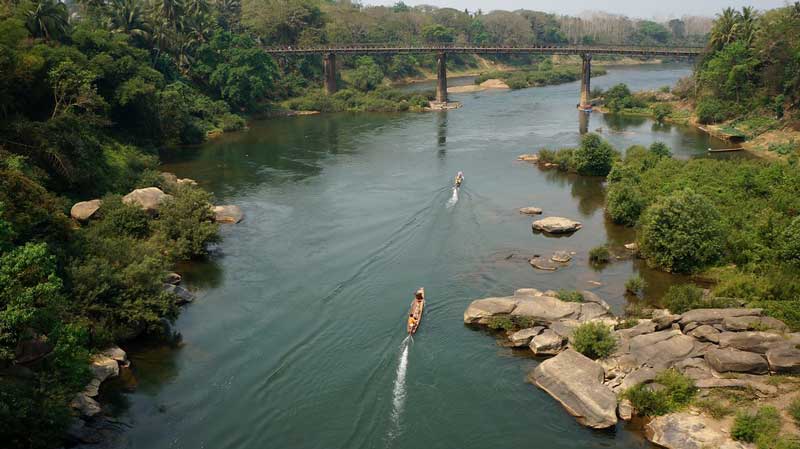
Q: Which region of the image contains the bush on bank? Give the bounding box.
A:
[286,87,433,113]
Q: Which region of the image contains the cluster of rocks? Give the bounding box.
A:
[69,172,244,224]
[529,250,574,271]
[464,288,799,449]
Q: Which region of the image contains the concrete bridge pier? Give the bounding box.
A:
[579,53,592,111]
[436,51,448,103]
[323,52,337,95]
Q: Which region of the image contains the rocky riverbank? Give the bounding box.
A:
[465,288,800,448]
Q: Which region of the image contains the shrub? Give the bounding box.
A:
[652,103,673,123]
[589,246,611,264]
[486,315,536,332]
[662,284,704,313]
[649,142,672,158]
[731,406,781,445]
[573,133,615,176]
[617,317,639,329]
[92,195,150,239]
[571,322,616,359]
[152,186,220,261]
[606,181,646,226]
[695,97,729,124]
[553,148,575,172]
[556,290,584,303]
[789,398,800,426]
[638,188,725,273]
[350,56,384,92]
[625,275,646,296]
[782,216,800,265]
[623,369,696,416]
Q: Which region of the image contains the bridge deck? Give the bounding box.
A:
[265,45,704,57]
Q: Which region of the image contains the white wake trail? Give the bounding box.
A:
[446,187,459,208]
[386,336,411,445]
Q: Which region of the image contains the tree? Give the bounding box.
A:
[668,19,686,40]
[106,0,150,39]
[422,24,455,44]
[350,56,384,91]
[47,60,105,119]
[639,188,725,273]
[573,133,615,176]
[24,0,69,41]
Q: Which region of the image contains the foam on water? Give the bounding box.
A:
[446,187,459,208]
[385,335,412,446]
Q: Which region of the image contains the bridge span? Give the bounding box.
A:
[265,45,704,109]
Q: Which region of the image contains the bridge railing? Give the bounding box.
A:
[263,44,705,55]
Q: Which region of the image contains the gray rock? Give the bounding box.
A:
[163,283,194,305]
[514,288,543,297]
[679,308,762,326]
[580,290,611,311]
[508,327,544,347]
[687,325,721,344]
[673,357,715,381]
[682,322,700,333]
[616,321,657,339]
[123,187,171,213]
[71,393,102,417]
[531,217,582,234]
[529,349,618,429]
[723,315,789,332]
[718,331,785,354]
[705,347,768,374]
[517,154,539,162]
[100,346,127,364]
[70,199,102,221]
[530,329,566,355]
[551,251,572,263]
[653,311,681,331]
[164,272,182,285]
[84,355,120,397]
[695,377,777,396]
[519,207,543,215]
[618,399,633,421]
[529,257,559,271]
[578,302,613,322]
[646,412,749,449]
[213,205,243,224]
[766,345,800,374]
[619,366,661,391]
[624,242,638,251]
[463,297,518,324]
[511,296,582,322]
[550,320,579,340]
[628,329,701,369]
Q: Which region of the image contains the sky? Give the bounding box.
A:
[365,0,788,19]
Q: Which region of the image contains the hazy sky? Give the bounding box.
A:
[365,0,787,19]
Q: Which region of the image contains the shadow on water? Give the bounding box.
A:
[603,112,648,131]
[539,169,606,218]
[437,111,448,154]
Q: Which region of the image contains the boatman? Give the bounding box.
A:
[408,313,416,328]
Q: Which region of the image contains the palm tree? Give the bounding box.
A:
[734,6,759,46]
[214,0,240,31]
[185,0,209,18]
[24,0,69,41]
[152,0,185,30]
[709,7,740,51]
[107,0,150,39]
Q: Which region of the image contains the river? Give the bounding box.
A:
[106,63,734,449]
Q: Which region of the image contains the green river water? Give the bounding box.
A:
[105,64,737,449]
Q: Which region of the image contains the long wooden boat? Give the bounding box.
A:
[407,288,425,335]
[707,147,743,153]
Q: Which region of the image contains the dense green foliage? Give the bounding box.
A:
[537,133,616,176]
[286,87,432,113]
[732,406,782,446]
[623,369,696,416]
[571,322,615,359]
[474,62,606,90]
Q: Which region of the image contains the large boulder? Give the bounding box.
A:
[531,217,582,234]
[530,329,566,355]
[627,329,703,369]
[718,331,785,354]
[84,355,120,397]
[705,347,768,374]
[687,324,720,344]
[529,349,618,429]
[766,345,800,374]
[508,327,543,347]
[723,315,789,332]
[679,308,761,327]
[213,205,243,224]
[463,297,518,324]
[123,187,171,213]
[646,412,749,449]
[70,199,102,221]
[164,283,194,305]
[511,296,582,323]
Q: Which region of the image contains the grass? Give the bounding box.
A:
[623,369,697,416]
[556,289,584,303]
[731,406,781,446]
[589,246,611,264]
[625,275,647,296]
[695,397,734,419]
[486,315,537,332]
[789,398,800,427]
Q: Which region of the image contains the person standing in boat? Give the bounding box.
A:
[454,171,464,188]
[408,313,416,329]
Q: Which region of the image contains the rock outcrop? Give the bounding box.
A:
[766,345,800,374]
[531,217,582,234]
[123,187,171,213]
[70,199,102,221]
[71,347,127,418]
[705,347,768,374]
[213,205,244,223]
[509,327,543,347]
[529,349,618,429]
[646,412,749,449]
[530,329,566,355]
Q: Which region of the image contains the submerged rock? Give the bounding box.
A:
[646,412,748,449]
[71,199,102,221]
[529,257,559,271]
[519,207,543,215]
[531,217,582,234]
[529,349,618,429]
[550,251,572,263]
[213,205,244,224]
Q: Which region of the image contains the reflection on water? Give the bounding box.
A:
[579,110,589,134]
[437,111,447,150]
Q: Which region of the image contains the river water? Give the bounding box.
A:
[108,64,734,449]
